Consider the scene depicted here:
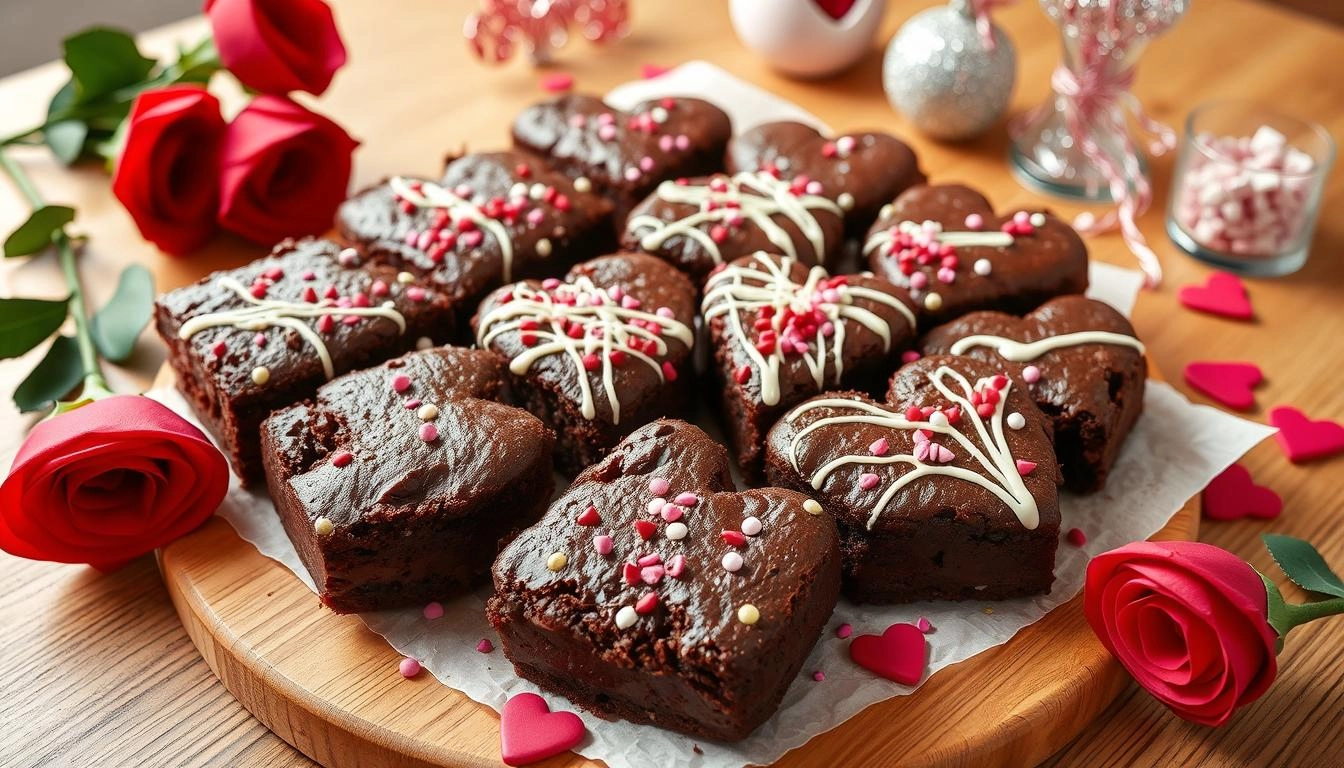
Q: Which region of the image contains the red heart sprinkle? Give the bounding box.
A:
[1177,273,1254,320]
[576,505,600,526]
[721,530,748,547]
[1202,464,1282,521]
[499,692,585,766]
[1183,361,1264,411]
[1269,406,1344,463]
[849,623,926,685]
[634,520,658,540]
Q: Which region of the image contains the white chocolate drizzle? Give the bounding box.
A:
[476,277,694,423]
[862,220,1015,259]
[628,171,842,265]
[702,253,915,407]
[390,176,518,281]
[178,277,406,379]
[785,365,1041,530]
[949,331,1146,362]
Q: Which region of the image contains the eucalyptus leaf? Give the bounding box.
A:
[13,335,83,412]
[4,205,75,258]
[0,296,69,359]
[1263,533,1344,599]
[45,120,89,165]
[63,28,155,102]
[90,264,154,362]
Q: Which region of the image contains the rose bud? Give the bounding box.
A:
[111,86,226,256]
[0,396,230,570]
[1084,541,1279,726]
[205,0,348,96]
[216,95,359,245]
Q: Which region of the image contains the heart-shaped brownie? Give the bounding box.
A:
[512,94,733,221]
[337,151,614,316]
[702,251,918,477]
[764,355,1061,603]
[921,295,1146,493]
[864,184,1089,326]
[474,253,698,474]
[622,169,847,282]
[488,419,842,741]
[262,346,555,613]
[726,121,925,232]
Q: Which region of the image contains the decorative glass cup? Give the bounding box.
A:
[1166,102,1335,277]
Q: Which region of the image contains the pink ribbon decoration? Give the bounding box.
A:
[465,0,630,64]
[968,0,1016,51]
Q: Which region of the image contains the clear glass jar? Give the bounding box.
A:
[1166,102,1335,276]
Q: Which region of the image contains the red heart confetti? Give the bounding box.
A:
[1183,361,1264,411]
[500,692,585,766]
[1202,464,1282,521]
[848,622,926,685]
[1177,273,1254,320]
[1269,406,1344,463]
[539,73,574,93]
[640,63,670,79]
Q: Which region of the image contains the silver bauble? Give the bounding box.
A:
[883,1,1016,141]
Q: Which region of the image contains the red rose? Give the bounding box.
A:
[205,0,348,96]
[111,86,226,256]
[216,96,359,244]
[1085,541,1279,726]
[0,396,229,569]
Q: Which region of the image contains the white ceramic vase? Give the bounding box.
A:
[729,0,888,79]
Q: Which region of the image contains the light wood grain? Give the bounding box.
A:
[2,0,1343,766]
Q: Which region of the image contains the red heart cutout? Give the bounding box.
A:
[850,622,927,684]
[1202,464,1282,521]
[500,692,585,766]
[1269,406,1344,463]
[1183,361,1263,411]
[814,0,858,20]
[1178,273,1254,320]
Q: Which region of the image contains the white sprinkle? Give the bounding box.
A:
[722,552,744,572]
[651,106,669,123]
[314,517,334,536]
[338,248,360,267]
[615,606,638,629]
[1029,212,1047,227]
[397,271,416,285]
[416,336,434,350]
[928,411,949,427]
[666,522,688,540]
[879,203,894,219]
[741,516,762,536]
[546,552,568,571]
[574,176,592,194]
[973,258,993,276]
[1007,412,1026,430]
[417,403,439,421]
[803,499,823,515]
[536,238,552,257]
[923,292,944,312]
[251,366,270,385]
[509,182,528,199]
[529,183,546,200]
[837,192,855,211]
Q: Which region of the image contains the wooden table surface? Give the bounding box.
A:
[2,1,1342,766]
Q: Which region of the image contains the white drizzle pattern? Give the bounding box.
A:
[949,331,1146,361]
[177,277,406,379]
[702,253,916,407]
[476,277,694,424]
[629,171,842,265]
[389,176,518,281]
[862,220,1015,260]
[785,365,1041,530]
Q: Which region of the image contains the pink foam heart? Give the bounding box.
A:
[1177,273,1254,320]
[813,0,859,19]
[1270,406,1344,463]
[500,692,585,766]
[849,622,926,685]
[1202,464,1282,521]
[1183,361,1264,411]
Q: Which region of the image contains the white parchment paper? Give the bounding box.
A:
[148,64,1276,768]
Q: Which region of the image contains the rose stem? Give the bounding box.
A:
[1280,596,1344,634]
[0,150,112,401]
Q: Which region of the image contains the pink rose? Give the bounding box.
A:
[205,0,348,96]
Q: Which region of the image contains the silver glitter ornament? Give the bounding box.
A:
[883,0,1016,141]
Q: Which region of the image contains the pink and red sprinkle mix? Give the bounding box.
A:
[539,73,574,92]
[1066,528,1087,547]
[399,657,421,678]
[640,63,670,79]
[812,671,826,682]
[836,623,853,639]
[331,450,354,468]
[916,616,934,634]
[423,601,444,620]
[476,638,494,654]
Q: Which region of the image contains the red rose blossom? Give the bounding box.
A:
[111,86,226,256]
[205,0,348,96]
[1085,541,1279,726]
[0,396,230,569]
[216,95,359,245]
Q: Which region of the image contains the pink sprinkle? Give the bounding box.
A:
[858,473,880,490]
[593,534,614,556]
[635,591,659,614]
[640,156,655,172]
[540,73,573,92]
[1016,459,1038,476]
[599,124,618,141]
[211,340,227,358]
[661,504,684,522]
[250,283,268,299]
[649,477,670,496]
[964,213,984,230]
[916,616,934,633]
[476,638,495,654]
[640,565,666,585]
[624,166,642,182]
[301,270,317,281]
[622,295,641,309]
[254,332,267,347]
[342,314,361,326]
[869,438,889,456]
[419,422,439,442]
[641,63,670,79]
[317,315,334,333]
[909,272,929,290]
[404,398,422,410]
[423,602,444,620]
[1066,527,1087,547]
[658,134,674,152]
[646,497,666,514]
[331,450,354,468]
[391,373,412,392]
[661,361,678,382]
[407,287,427,302]
[674,492,698,506]
[667,554,686,578]
[371,279,389,297]
[569,114,587,128]
[399,657,421,678]
[812,671,826,682]
[1022,365,1041,383]
[836,623,853,639]
[637,553,662,566]
[675,134,690,151]
[901,350,921,363]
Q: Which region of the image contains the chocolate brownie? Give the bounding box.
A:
[702,252,919,479]
[262,347,555,613]
[921,295,1146,493]
[488,419,841,741]
[864,184,1089,326]
[511,94,733,221]
[155,238,454,484]
[764,355,1062,603]
[725,121,925,234]
[474,253,698,474]
[622,169,846,283]
[336,151,614,323]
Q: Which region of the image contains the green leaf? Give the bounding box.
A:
[4,205,76,258]
[1258,572,1289,652]
[0,296,69,359]
[13,335,83,412]
[44,80,88,164]
[62,28,155,102]
[1263,534,1344,599]
[90,264,154,362]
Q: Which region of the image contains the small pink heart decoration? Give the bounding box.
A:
[1183,361,1264,411]
[849,622,926,685]
[1269,406,1344,463]
[813,0,859,20]
[1177,273,1254,320]
[1202,464,1282,521]
[500,692,585,766]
